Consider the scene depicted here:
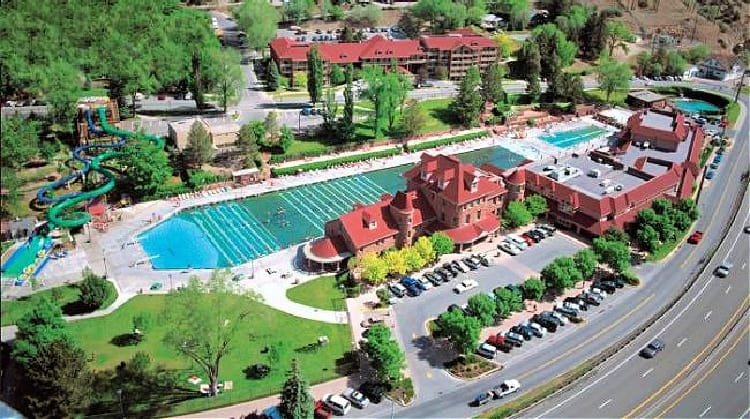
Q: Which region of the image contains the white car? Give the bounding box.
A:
[491,379,521,398]
[342,387,370,408]
[453,279,479,294]
[506,235,528,250]
[498,241,520,256]
[416,276,433,290]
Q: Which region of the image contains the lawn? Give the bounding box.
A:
[354,98,454,140]
[283,138,332,157]
[726,102,740,127]
[585,89,628,106]
[286,275,346,311]
[67,295,353,416]
[1,285,80,326]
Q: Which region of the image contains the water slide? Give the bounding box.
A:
[38,107,165,229]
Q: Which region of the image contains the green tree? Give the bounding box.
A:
[279,359,315,419]
[636,224,660,252]
[520,41,542,100]
[592,237,631,273]
[524,194,548,218]
[414,236,437,263]
[482,62,506,104]
[360,65,389,139]
[603,227,630,244]
[383,62,412,132]
[362,325,405,384]
[268,61,281,91]
[235,0,280,51]
[347,4,383,26]
[163,270,258,396]
[238,121,263,167]
[307,45,324,106]
[492,32,516,58]
[0,167,21,218]
[78,269,112,310]
[400,99,429,138]
[596,53,631,103]
[320,0,332,20]
[383,249,408,276]
[279,126,295,153]
[359,252,389,284]
[522,278,546,301]
[429,232,454,256]
[605,20,632,56]
[493,292,511,319]
[507,287,524,312]
[676,198,699,221]
[341,26,354,43]
[12,297,71,366]
[19,339,91,418]
[403,246,426,271]
[340,64,356,143]
[450,65,484,127]
[322,87,339,136]
[467,294,497,327]
[493,287,522,315]
[284,0,312,23]
[264,111,281,145]
[579,11,607,59]
[541,256,582,291]
[121,141,171,200]
[1,117,40,168]
[530,24,577,78]
[503,200,533,228]
[185,121,214,167]
[329,64,346,86]
[437,310,481,355]
[207,48,245,114]
[573,249,598,279]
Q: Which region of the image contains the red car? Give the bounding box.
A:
[521,233,535,246]
[486,333,505,346]
[314,400,331,419]
[687,231,703,244]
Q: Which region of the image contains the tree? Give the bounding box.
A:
[0,167,21,218]
[482,63,506,105]
[503,200,533,228]
[163,271,258,396]
[385,63,412,131]
[467,294,497,327]
[382,249,408,276]
[208,48,245,113]
[522,278,546,301]
[530,24,577,78]
[264,111,281,145]
[78,269,112,310]
[562,72,585,105]
[235,0,280,50]
[12,297,71,366]
[541,256,582,291]
[573,249,598,279]
[329,64,345,86]
[397,12,422,39]
[279,126,295,153]
[676,198,699,221]
[636,224,660,252]
[520,41,542,100]
[360,65,407,139]
[579,11,607,59]
[340,64,356,143]
[493,287,523,314]
[121,140,171,201]
[238,121,263,167]
[414,236,436,263]
[492,32,516,58]
[596,53,631,103]
[268,61,281,91]
[592,237,630,273]
[185,121,214,167]
[347,4,383,26]
[493,292,511,319]
[307,46,324,106]
[524,194,548,218]
[19,339,91,418]
[437,310,481,355]
[603,227,630,244]
[547,54,565,102]
[1,117,40,168]
[341,26,354,43]
[360,252,389,284]
[403,246,426,271]
[279,359,315,419]
[450,65,484,127]
[400,99,428,138]
[605,20,632,56]
[322,87,339,136]
[362,325,405,384]
[429,232,454,256]
[320,0,332,21]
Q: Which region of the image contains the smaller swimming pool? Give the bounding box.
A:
[673,99,721,114]
[541,125,608,149]
[1,236,52,277]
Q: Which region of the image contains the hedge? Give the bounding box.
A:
[405,130,489,153]
[270,147,402,177]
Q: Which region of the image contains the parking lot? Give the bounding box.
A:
[276,26,408,43]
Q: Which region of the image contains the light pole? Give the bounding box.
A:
[103,256,108,279]
[169,273,173,290]
[116,388,124,418]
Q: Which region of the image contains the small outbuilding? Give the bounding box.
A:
[232,168,261,186]
[627,90,667,109]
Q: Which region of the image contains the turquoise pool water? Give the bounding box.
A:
[673,99,721,114]
[138,146,525,269]
[541,125,608,148]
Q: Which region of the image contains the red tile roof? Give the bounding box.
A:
[420,29,496,51]
[406,154,505,205]
[360,35,422,59]
[626,110,688,144]
[442,217,499,244]
[309,236,346,259]
[271,35,422,64]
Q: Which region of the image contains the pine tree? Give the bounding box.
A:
[185,121,214,167]
[279,359,314,419]
[307,46,324,105]
[450,65,484,127]
[523,42,542,100]
[268,61,281,92]
[340,64,356,143]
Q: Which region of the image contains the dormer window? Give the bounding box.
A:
[368,220,377,229]
[438,179,447,190]
[470,177,479,192]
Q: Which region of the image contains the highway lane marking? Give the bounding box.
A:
[726,286,732,294]
[706,192,750,251]
[598,399,612,409]
[517,294,654,382]
[742,262,747,270]
[735,371,745,383]
[677,338,687,348]
[655,327,749,417]
[698,406,712,418]
[642,368,653,378]
[625,297,749,418]
[704,310,713,321]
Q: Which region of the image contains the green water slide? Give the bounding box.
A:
[46,108,165,228]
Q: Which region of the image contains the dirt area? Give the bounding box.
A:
[296,9,404,32]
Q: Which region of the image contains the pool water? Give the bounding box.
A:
[1,236,51,277]
[138,146,525,269]
[673,99,721,114]
[541,125,608,148]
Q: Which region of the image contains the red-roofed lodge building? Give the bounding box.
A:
[270,30,497,83]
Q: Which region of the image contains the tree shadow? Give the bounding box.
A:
[334,350,359,376]
[429,106,457,127]
[412,335,457,369]
[109,333,141,348]
[60,300,94,316]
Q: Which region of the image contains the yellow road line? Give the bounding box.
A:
[655,325,749,418]
[624,295,750,418]
[518,294,654,381]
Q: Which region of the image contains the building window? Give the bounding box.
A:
[477,210,482,220]
[465,214,471,224]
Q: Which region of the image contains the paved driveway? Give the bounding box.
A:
[386,233,588,404]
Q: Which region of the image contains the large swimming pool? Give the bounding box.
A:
[541,125,608,149]
[138,146,525,269]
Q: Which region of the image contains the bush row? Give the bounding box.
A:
[270,147,402,177]
[405,130,489,153]
[269,148,330,164]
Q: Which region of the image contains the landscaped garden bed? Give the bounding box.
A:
[445,354,499,379]
[405,130,489,153]
[270,147,402,177]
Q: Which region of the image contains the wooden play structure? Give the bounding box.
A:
[76,97,120,145]
[88,203,111,233]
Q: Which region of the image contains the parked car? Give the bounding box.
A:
[580,292,601,306]
[491,379,520,398]
[564,297,587,311]
[358,381,387,404]
[478,255,490,266]
[442,263,459,277]
[498,241,520,255]
[472,391,494,406]
[486,333,505,347]
[705,170,716,179]
[424,272,442,287]
[527,229,546,241]
[710,162,720,170]
[506,234,528,250]
[314,400,332,419]
[555,305,579,320]
[519,234,535,246]
[518,323,541,338]
[416,276,434,290]
[603,275,625,288]
[463,257,480,270]
[448,303,465,314]
[593,280,617,293]
[537,223,557,235]
[322,393,351,415]
[510,325,533,340]
[400,278,422,296]
[454,279,479,294]
[639,338,665,358]
[432,270,448,283]
[504,331,525,347]
[715,262,733,278]
[546,310,569,325]
[476,342,498,359]
[452,260,470,273]
[342,387,370,408]
[388,283,406,298]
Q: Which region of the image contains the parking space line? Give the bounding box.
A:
[598,399,612,409]
[677,338,687,347]
[735,371,745,383]
[642,368,653,378]
[698,406,712,418]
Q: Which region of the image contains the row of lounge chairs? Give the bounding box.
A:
[177,186,234,201]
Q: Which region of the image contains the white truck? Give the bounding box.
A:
[491,379,521,399]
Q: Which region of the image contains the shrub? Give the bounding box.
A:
[405,131,489,153]
[270,147,401,177]
[78,269,115,310]
[621,270,640,286]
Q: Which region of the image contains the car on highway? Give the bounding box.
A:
[388,283,406,298]
[498,241,521,255]
[491,379,521,398]
[715,262,733,278]
[342,387,370,408]
[639,338,665,358]
[687,230,704,244]
[453,279,479,294]
[472,391,494,406]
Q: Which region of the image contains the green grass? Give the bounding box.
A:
[585,89,628,106]
[1,285,81,326]
[1,241,14,254]
[286,275,346,311]
[699,145,715,167]
[78,87,109,98]
[726,102,740,127]
[67,295,353,416]
[418,98,453,133]
[282,138,332,157]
